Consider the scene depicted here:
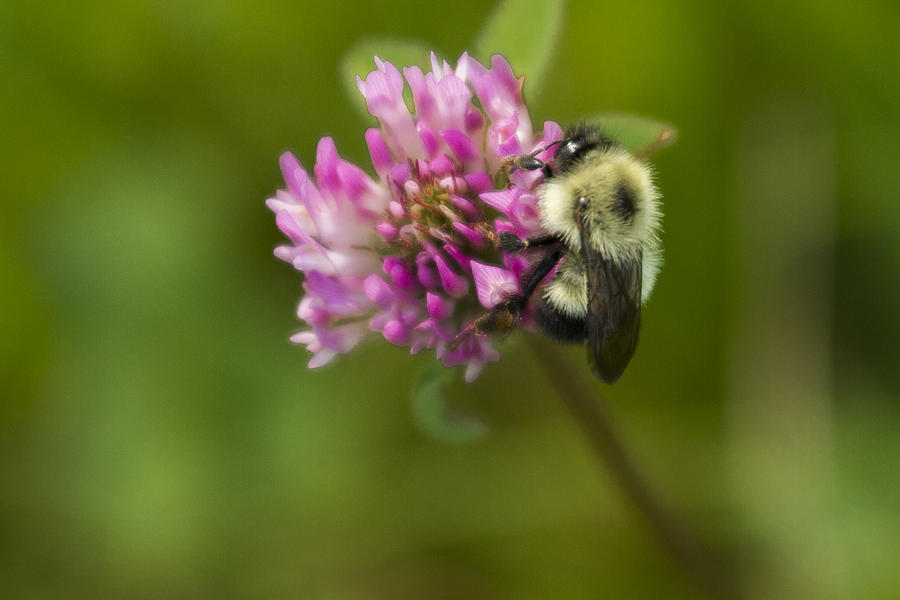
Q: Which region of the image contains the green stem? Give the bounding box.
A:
[528,339,737,599]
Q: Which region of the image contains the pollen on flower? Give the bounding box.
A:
[268,51,563,381]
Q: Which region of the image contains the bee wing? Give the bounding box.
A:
[578,218,642,384]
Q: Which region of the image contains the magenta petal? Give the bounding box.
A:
[511,196,541,231]
[304,271,360,316]
[452,222,486,247]
[313,137,341,194]
[494,219,517,236]
[416,316,453,341]
[449,194,480,221]
[438,175,465,194]
[428,154,454,176]
[440,129,479,165]
[376,222,398,241]
[416,258,440,290]
[429,226,454,243]
[420,241,440,259]
[434,253,468,298]
[403,180,420,196]
[337,161,372,201]
[426,292,453,319]
[306,348,338,369]
[363,274,398,306]
[279,152,306,197]
[442,243,471,273]
[275,211,305,244]
[383,320,411,345]
[433,73,471,123]
[490,54,521,100]
[365,128,394,175]
[383,257,418,292]
[471,260,521,308]
[361,61,423,158]
[464,172,492,194]
[388,200,405,220]
[417,123,441,158]
[361,62,403,112]
[539,120,564,152]
[403,65,436,123]
[504,252,533,280]
[465,106,485,133]
[496,133,521,158]
[389,162,410,185]
[480,188,522,215]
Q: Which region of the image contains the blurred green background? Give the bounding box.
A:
[2,0,898,598]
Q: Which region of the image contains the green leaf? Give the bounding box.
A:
[586,112,679,157]
[340,37,437,121]
[411,361,488,443]
[474,0,566,98]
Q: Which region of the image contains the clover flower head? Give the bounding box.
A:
[268,52,561,381]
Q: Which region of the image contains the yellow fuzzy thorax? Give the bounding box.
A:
[538,146,661,255]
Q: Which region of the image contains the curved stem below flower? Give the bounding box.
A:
[527,339,738,600]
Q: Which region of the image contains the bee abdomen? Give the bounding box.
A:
[537,300,586,343]
[542,255,588,318]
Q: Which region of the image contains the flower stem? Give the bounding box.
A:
[528,339,737,599]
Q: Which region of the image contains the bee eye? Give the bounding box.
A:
[577,196,588,207]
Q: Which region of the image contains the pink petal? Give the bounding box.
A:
[416,258,440,290]
[434,253,468,298]
[307,349,338,369]
[313,137,341,195]
[403,66,436,123]
[449,194,480,221]
[417,123,441,158]
[376,222,398,241]
[304,271,363,317]
[452,222,486,247]
[383,257,418,292]
[442,243,471,272]
[362,274,398,306]
[465,106,484,133]
[279,152,307,198]
[426,292,453,319]
[464,172,492,195]
[479,188,522,215]
[428,154,454,176]
[440,129,480,166]
[360,61,423,158]
[383,320,411,345]
[470,260,521,308]
[365,128,394,175]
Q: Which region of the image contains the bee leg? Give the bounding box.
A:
[449,247,564,350]
[500,154,553,179]
[520,247,564,297]
[497,232,561,253]
[448,297,524,350]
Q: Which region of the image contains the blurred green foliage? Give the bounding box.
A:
[1,0,898,598]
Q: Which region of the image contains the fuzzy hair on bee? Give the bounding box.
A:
[538,125,663,315]
[456,123,668,384]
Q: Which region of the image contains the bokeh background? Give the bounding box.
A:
[2,0,898,598]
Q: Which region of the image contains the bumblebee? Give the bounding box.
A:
[464,123,667,383]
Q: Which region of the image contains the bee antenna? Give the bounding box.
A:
[531,139,563,157]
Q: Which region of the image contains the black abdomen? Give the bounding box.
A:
[536,300,586,343]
